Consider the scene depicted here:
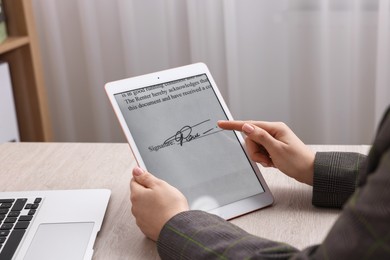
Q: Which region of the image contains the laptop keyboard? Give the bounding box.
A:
[0,197,42,260]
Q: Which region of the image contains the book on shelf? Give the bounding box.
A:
[0,62,20,142]
[0,0,7,44]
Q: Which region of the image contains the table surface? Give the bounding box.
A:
[0,142,371,259]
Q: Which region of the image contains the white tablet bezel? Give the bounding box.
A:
[105,63,273,219]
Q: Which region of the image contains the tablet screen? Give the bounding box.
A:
[114,74,264,211]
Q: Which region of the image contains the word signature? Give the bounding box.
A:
[148,119,223,152]
[164,119,221,146]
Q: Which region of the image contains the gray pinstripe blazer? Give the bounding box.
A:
[157,106,390,260]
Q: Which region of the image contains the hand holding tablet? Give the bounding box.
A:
[105,63,273,219]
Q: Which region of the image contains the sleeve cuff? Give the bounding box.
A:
[312,152,366,208]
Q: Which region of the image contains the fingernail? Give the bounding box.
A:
[133,167,144,176]
[242,124,254,134]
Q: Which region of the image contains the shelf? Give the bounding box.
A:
[0,0,52,141]
[0,36,29,55]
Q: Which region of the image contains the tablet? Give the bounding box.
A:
[105,63,273,219]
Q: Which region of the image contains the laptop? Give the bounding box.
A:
[0,189,110,260]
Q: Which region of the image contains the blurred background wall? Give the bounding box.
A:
[32,0,390,144]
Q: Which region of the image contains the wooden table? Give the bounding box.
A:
[0,143,371,259]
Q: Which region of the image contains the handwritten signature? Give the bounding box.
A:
[148,119,223,152]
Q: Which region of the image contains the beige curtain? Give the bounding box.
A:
[33,0,390,144]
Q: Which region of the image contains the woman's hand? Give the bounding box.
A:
[218,120,315,185]
[130,167,189,241]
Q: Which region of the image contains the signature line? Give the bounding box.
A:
[203,128,214,134]
[193,119,210,128]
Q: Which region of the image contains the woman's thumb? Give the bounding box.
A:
[132,167,158,188]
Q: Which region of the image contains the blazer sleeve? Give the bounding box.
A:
[312,152,366,208]
[157,210,301,259]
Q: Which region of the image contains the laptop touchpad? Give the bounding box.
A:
[24,222,94,260]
